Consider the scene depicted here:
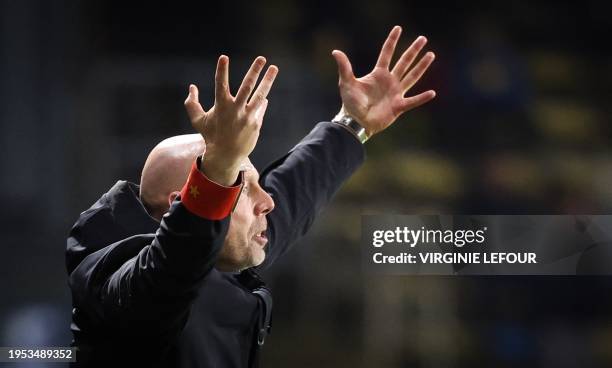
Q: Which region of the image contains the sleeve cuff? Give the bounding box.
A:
[179,158,244,220]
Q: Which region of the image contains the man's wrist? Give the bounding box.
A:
[199,153,242,187]
[331,110,369,144]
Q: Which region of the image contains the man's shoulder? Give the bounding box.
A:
[66,180,158,275]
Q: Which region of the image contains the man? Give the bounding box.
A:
[66,26,435,367]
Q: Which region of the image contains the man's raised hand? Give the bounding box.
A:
[332,26,436,138]
[184,55,278,185]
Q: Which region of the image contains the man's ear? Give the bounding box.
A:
[168,191,181,207]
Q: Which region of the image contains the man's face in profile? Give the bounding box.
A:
[216,163,275,271]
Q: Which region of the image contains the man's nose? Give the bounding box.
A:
[254,189,275,215]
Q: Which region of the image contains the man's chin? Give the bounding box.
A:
[215,250,266,272]
[250,249,266,268]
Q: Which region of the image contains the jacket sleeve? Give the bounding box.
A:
[257,122,365,269]
[68,161,242,339]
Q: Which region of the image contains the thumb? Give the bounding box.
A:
[331,50,355,83]
[184,84,206,124]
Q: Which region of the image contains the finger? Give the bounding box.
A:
[400,52,435,93]
[398,90,436,113]
[247,65,278,112]
[235,56,267,106]
[254,98,269,123]
[215,55,230,101]
[375,25,402,69]
[391,35,427,79]
[184,84,206,123]
[331,50,355,83]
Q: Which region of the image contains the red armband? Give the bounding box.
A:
[179,159,243,220]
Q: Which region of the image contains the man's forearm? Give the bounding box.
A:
[257,121,365,269]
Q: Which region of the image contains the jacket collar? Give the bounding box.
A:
[104,180,159,234]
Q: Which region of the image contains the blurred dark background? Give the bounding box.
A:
[1,0,611,367]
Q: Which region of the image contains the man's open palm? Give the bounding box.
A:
[183,55,278,185]
[332,26,436,137]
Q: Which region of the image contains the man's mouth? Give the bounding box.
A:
[253,230,268,247]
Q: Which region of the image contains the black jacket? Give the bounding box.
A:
[66,122,364,367]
